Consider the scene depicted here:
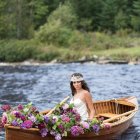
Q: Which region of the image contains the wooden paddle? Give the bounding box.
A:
[41,96,70,115]
[103,109,138,123]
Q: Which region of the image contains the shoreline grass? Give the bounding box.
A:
[0,32,140,63]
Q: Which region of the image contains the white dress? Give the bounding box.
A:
[70,98,88,120]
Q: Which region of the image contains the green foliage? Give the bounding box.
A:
[114,10,128,30]
[35,3,77,46]
[48,2,77,29]
[131,0,140,31]
[70,0,103,31]
[98,0,118,32]
[35,51,60,62]
[0,40,38,62]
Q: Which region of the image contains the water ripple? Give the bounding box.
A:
[0,63,140,140]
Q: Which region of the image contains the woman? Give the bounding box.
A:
[70,73,95,121]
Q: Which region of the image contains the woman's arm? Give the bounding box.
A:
[85,92,95,120]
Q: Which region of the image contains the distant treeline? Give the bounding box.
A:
[0,0,140,40]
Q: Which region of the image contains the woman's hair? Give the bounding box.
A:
[70,73,90,96]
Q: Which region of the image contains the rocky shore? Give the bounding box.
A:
[0,56,140,66]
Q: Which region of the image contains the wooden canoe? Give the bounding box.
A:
[4,96,138,140]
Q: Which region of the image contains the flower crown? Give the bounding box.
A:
[70,75,84,82]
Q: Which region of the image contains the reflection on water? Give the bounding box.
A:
[0,63,140,140]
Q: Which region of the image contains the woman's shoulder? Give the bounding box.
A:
[82,90,91,97]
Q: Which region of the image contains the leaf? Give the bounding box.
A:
[52,124,57,130]
[63,131,67,137]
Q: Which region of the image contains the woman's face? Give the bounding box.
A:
[72,81,82,90]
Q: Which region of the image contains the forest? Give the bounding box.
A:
[0,0,140,62]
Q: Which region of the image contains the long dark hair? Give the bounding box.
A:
[70,73,90,96]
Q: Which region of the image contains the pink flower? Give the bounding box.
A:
[62,104,69,110]
[104,123,111,129]
[31,106,37,112]
[11,111,21,118]
[81,121,90,129]
[1,105,11,111]
[17,104,23,110]
[75,113,81,121]
[61,115,70,122]
[1,113,8,125]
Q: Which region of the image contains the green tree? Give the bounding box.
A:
[69,0,103,31]
[0,0,12,38]
[114,10,128,30]
[98,0,118,32]
[36,3,77,46]
[0,0,48,39]
[131,0,140,31]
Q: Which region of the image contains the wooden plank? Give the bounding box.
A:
[103,109,137,123]
[98,113,119,118]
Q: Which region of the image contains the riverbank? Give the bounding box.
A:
[0,32,140,63]
[0,57,139,66]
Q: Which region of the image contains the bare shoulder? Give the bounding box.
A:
[83,90,92,98]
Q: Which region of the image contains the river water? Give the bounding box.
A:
[0,63,140,140]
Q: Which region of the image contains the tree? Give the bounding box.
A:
[69,0,103,31]
[98,0,118,32]
[131,0,140,31]
[35,3,77,46]
[0,0,48,39]
[114,10,128,30]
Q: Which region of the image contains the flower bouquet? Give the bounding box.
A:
[0,102,109,140]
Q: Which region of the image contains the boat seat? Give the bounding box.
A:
[98,113,119,118]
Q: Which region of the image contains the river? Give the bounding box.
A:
[0,63,140,140]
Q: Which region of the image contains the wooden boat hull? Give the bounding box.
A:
[5,117,133,140]
[4,96,138,140]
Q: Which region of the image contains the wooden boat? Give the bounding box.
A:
[4,96,138,140]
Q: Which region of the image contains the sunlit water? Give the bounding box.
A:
[0,63,140,140]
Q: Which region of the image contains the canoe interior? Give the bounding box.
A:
[94,100,135,119]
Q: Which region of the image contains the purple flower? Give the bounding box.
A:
[92,124,100,133]
[58,124,64,132]
[70,126,84,136]
[44,115,49,123]
[11,120,19,126]
[17,104,23,110]
[75,113,81,121]
[20,120,33,129]
[20,115,26,121]
[28,115,36,123]
[1,105,11,111]
[40,128,48,137]
[38,123,45,129]
[50,130,56,136]
[15,111,21,118]
[55,133,61,140]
